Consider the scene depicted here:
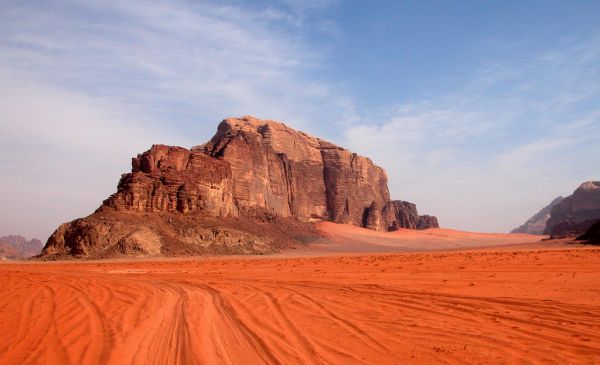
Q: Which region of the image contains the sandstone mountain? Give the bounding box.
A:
[0,235,43,259]
[544,181,600,236]
[511,196,564,235]
[41,116,438,258]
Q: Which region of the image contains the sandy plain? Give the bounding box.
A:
[1,223,599,364]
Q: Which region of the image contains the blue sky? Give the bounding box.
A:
[1,0,599,239]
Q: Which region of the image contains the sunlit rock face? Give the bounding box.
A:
[42,116,438,258]
[203,116,436,231]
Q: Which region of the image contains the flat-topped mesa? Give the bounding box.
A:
[99,116,439,229]
[102,116,395,227]
[42,116,438,258]
[201,116,397,230]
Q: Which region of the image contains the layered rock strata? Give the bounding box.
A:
[42,116,438,258]
[544,181,600,236]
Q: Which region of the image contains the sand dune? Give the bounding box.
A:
[310,221,547,253]
[1,243,600,364]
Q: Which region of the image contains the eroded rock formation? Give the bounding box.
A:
[381,201,439,231]
[104,145,233,217]
[42,116,438,258]
[0,235,43,259]
[544,181,600,236]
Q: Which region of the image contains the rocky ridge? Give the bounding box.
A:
[42,116,438,258]
[544,181,600,236]
[0,235,43,259]
[511,196,564,235]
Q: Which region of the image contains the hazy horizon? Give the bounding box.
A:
[1,0,599,240]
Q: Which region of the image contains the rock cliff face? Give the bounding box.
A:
[104,145,233,217]
[381,201,439,231]
[42,116,438,258]
[511,196,564,235]
[544,181,600,236]
[0,235,43,259]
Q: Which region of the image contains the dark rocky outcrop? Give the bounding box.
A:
[41,116,438,258]
[577,221,600,244]
[544,181,600,237]
[511,196,564,235]
[0,235,43,259]
[381,201,439,231]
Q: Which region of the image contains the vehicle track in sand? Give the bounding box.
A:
[1,247,600,364]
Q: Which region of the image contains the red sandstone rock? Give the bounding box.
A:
[41,116,438,258]
[104,145,233,217]
[381,201,439,231]
[203,116,398,230]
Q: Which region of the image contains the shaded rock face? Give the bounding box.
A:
[0,235,43,259]
[511,196,564,235]
[544,181,600,236]
[319,141,390,228]
[42,116,438,258]
[578,221,600,244]
[203,118,328,220]
[381,201,439,231]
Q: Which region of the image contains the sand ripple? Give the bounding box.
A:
[1,248,599,364]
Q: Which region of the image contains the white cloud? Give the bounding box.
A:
[342,36,600,233]
[0,0,350,239]
[0,0,350,133]
[1,0,598,239]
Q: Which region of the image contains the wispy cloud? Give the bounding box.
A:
[0,0,348,239]
[343,35,600,232]
[1,1,598,239]
[0,0,348,132]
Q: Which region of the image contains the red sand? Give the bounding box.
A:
[1,224,599,364]
[310,221,550,253]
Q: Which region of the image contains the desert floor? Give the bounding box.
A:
[1,225,600,364]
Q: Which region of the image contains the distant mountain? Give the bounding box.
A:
[545,181,600,236]
[512,196,564,235]
[0,235,43,259]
